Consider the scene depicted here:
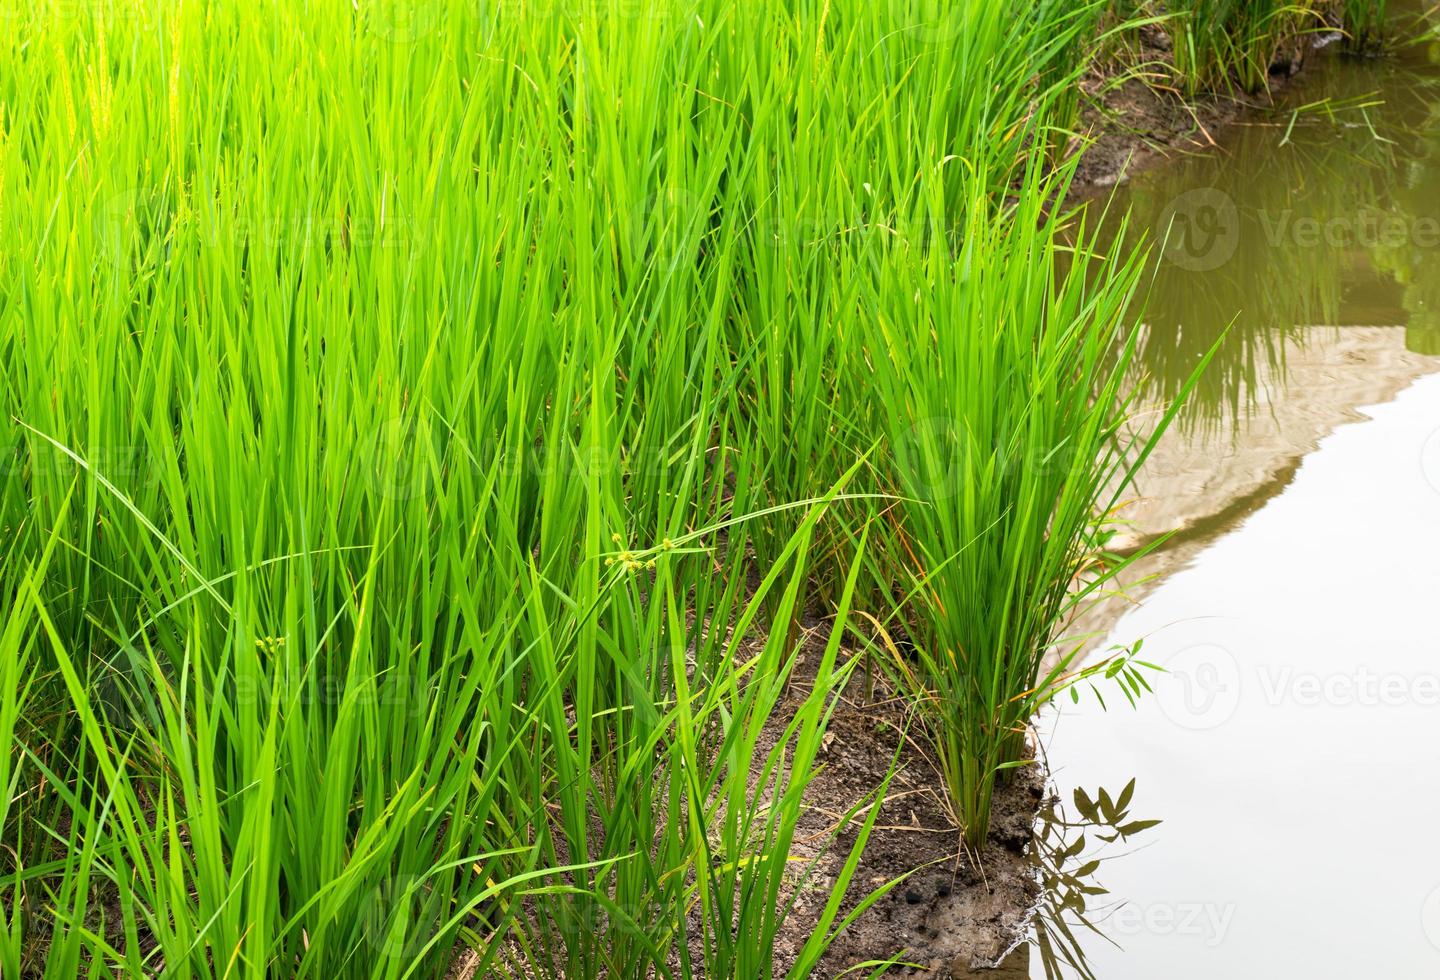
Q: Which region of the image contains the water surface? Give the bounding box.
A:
[1028,9,1440,977]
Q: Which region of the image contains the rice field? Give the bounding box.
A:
[0,0,1389,977]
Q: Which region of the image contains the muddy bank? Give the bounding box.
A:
[1069,21,1328,198]
[765,626,1047,979]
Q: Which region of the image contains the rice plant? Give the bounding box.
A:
[857,157,1199,847]
[1163,0,1328,94]
[1156,0,1392,94]
[0,2,887,974]
[1344,0,1391,49]
[0,0,1392,973]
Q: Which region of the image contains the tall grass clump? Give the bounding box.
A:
[1164,0,1327,94]
[859,161,1192,847]
[1154,0,1391,94]
[0,1,891,975]
[1343,0,1390,49]
[722,0,1120,631]
[0,0,1332,970]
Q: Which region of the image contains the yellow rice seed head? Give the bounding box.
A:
[662,537,675,550]
[604,557,614,566]
[611,533,623,544]
[645,559,656,569]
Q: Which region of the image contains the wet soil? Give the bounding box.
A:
[1069,21,1320,198]
[764,625,1048,979]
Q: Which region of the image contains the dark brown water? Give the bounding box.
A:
[1026,8,1440,977]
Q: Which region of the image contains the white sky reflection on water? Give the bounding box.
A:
[1038,371,1440,978]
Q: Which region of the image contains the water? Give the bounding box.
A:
[1024,9,1440,978]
